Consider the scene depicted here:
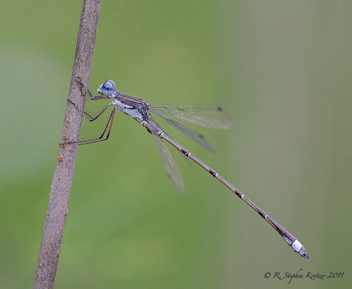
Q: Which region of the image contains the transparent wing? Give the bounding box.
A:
[150,105,234,129]
[151,108,215,153]
[153,134,184,194]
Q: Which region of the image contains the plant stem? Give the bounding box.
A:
[34,1,102,288]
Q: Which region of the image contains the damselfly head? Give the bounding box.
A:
[98,80,116,97]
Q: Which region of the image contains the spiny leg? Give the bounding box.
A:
[68,83,113,121]
[75,108,116,145]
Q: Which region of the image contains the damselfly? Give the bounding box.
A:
[66,80,310,260]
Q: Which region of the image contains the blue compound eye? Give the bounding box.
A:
[98,80,116,96]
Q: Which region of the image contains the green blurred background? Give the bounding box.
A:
[1,0,351,288]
